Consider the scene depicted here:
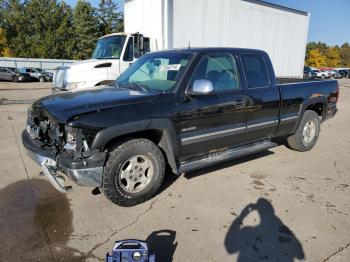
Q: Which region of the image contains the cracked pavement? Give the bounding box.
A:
[0,80,350,261]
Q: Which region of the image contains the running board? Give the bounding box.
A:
[177,141,277,174]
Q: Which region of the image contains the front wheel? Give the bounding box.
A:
[286,110,320,152]
[39,77,45,82]
[102,138,165,206]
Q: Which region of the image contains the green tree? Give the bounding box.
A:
[97,0,123,35]
[23,0,74,59]
[1,0,73,58]
[0,0,27,57]
[72,1,99,60]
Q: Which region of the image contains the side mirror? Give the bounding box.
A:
[139,35,144,52]
[188,79,214,96]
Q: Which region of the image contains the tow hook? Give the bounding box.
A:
[41,159,72,193]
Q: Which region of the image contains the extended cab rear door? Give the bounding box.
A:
[238,52,280,142]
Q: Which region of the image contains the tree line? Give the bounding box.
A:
[305,41,350,68]
[0,0,123,60]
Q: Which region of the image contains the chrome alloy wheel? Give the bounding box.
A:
[117,155,154,193]
[302,120,317,145]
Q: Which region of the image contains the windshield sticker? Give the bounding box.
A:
[159,64,181,71]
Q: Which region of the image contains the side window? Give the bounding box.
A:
[134,37,141,58]
[123,37,134,61]
[133,36,150,58]
[241,54,269,88]
[143,38,150,54]
[190,53,240,92]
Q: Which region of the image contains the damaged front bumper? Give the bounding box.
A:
[22,130,105,193]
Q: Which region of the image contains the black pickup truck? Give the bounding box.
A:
[22,48,338,206]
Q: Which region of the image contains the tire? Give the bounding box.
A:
[102,138,165,206]
[287,110,320,152]
[321,74,326,79]
[39,77,45,82]
[12,76,19,83]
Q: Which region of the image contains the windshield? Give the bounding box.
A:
[116,52,193,92]
[92,35,126,59]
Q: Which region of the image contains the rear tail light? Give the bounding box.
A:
[329,82,339,103]
[335,82,339,102]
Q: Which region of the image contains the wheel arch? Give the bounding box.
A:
[91,119,179,173]
[292,97,328,134]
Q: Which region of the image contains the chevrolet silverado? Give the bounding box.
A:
[22,48,339,206]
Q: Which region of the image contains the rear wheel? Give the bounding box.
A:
[102,138,165,206]
[286,110,320,152]
[39,77,45,82]
[321,74,326,79]
[12,76,19,83]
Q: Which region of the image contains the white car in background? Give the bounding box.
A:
[312,69,331,79]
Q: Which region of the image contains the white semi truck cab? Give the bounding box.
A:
[53,0,310,91]
[52,33,154,91]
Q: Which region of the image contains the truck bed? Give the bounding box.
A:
[277,78,325,84]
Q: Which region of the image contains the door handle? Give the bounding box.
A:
[233,99,245,106]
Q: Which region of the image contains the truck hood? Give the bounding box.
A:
[68,59,117,73]
[33,87,160,123]
[62,59,120,88]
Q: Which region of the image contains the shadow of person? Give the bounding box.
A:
[225,198,305,262]
[146,230,178,261]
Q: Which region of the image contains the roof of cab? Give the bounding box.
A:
[152,47,267,55]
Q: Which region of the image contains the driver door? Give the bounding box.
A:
[120,35,151,75]
[176,52,247,159]
[119,36,135,74]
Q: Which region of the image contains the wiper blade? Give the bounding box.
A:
[118,82,152,93]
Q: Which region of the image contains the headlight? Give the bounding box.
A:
[66,82,80,90]
[63,127,92,152]
[132,251,142,261]
[64,126,78,150]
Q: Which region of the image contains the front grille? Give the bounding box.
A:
[27,107,62,146]
[53,67,68,89]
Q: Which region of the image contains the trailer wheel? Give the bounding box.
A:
[287,110,320,152]
[102,138,165,206]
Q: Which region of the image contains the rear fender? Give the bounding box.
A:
[293,97,328,133]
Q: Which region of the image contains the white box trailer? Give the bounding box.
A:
[124,0,310,78]
[53,0,309,90]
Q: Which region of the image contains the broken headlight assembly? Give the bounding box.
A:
[63,126,95,154]
[64,127,78,151]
